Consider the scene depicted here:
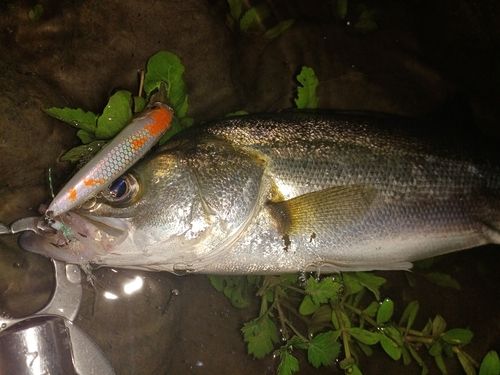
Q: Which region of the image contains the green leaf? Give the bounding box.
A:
[241,315,279,359]
[429,340,443,357]
[349,363,363,375]
[405,272,418,287]
[133,96,147,113]
[59,141,105,163]
[287,335,309,350]
[384,325,404,347]
[207,275,224,292]
[181,117,194,127]
[376,298,394,325]
[95,90,133,139]
[239,4,270,33]
[207,276,252,308]
[348,272,386,300]
[227,0,243,20]
[423,272,461,290]
[434,353,448,375]
[331,309,351,330]
[76,130,95,144]
[264,19,295,38]
[276,349,300,375]
[339,357,356,370]
[246,275,263,287]
[348,327,380,345]
[414,257,435,269]
[143,51,189,119]
[407,344,428,375]
[431,315,447,337]
[443,342,455,358]
[280,273,299,284]
[457,350,477,375]
[310,305,333,331]
[43,107,97,133]
[357,341,374,357]
[239,8,256,32]
[336,0,348,19]
[354,7,377,34]
[225,110,249,117]
[305,276,341,305]
[401,346,412,366]
[28,4,43,20]
[479,351,500,375]
[307,331,341,368]
[294,66,319,109]
[158,117,189,145]
[176,93,189,119]
[342,273,364,296]
[227,280,252,309]
[442,329,474,345]
[299,294,319,316]
[399,300,419,331]
[362,301,379,318]
[379,332,401,360]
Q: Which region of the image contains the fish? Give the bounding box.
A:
[46,101,174,217]
[18,110,500,274]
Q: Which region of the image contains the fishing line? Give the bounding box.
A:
[48,167,56,199]
[47,167,94,280]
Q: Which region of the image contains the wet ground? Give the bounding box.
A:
[0,0,499,374]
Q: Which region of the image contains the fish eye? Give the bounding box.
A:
[103,174,140,206]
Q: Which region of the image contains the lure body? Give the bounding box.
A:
[47,102,174,217]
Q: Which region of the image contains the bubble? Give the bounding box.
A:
[173,262,188,276]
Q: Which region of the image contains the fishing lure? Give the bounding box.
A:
[46,101,174,217]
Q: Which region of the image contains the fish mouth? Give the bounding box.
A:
[19,212,129,264]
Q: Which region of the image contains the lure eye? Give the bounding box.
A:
[110,178,127,198]
[104,174,140,205]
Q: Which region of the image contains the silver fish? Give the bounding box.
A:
[19,111,500,274]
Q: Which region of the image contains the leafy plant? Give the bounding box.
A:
[28,4,43,21]
[43,51,193,163]
[209,273,499,375]
[354,5,377,34]
[226,0,294,38]
[295,66,319,109]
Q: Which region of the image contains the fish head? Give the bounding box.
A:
[20,146,210,270]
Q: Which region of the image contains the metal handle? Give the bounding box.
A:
[0,260,115,375]
[0,317,77,375]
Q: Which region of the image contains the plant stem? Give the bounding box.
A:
[343,302,378,327]
[281,314,310,343]
[279,284,306,294]
[334,308,351,359]
[280,299,312,325]
[275,289,290,340]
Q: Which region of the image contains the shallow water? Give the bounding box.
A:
[1,0,500,374]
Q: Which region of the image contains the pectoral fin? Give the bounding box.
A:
[267,185,377,236]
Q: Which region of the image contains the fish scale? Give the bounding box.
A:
[18,111,500,274]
